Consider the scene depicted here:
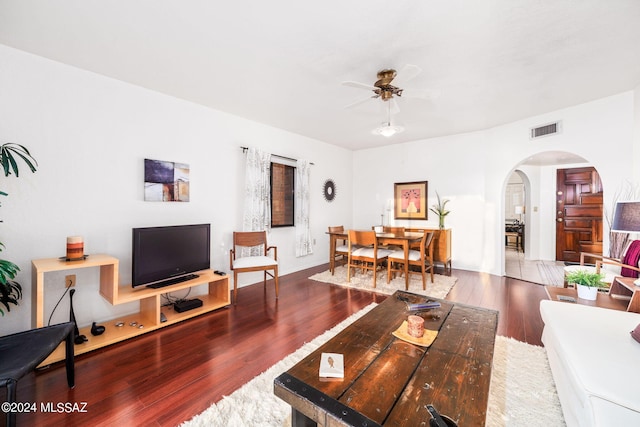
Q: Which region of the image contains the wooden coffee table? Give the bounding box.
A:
[274,291,499,426]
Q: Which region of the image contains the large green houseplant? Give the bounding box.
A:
[0,143,37,316]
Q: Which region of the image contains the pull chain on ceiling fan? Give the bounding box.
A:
[373,100,404,137]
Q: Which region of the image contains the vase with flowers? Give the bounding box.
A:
[430,191,450,229]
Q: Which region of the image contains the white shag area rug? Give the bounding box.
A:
[486,336,565,426]
[181,304,565,427]
[309,265,457,299]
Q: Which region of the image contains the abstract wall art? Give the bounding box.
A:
[144,158,190,202]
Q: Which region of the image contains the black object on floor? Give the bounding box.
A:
[0,322,75,427]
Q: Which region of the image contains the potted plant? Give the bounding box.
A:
[430,191,450,229]
[0,142,37,316]
[565,269,605,300]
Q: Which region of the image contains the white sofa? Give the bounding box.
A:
[540,300,640,426]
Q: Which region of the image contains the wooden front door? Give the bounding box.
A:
[556,167,603,262]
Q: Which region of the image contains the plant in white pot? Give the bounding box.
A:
[430,191,450,229]
[565,270,605,301]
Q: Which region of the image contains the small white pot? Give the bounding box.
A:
[576,284,598,301]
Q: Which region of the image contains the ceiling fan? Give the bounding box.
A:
[342,64,426,112]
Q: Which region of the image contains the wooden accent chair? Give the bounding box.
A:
[229,231,279,304]
[563,240,640,288]
[347,230,392,288]
[387,231,435,290]
[328,225,349,275]
[0,322,75,427]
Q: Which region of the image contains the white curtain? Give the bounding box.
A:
[295,159,313,257]
[242,147,271,255]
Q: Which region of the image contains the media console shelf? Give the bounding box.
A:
[32,254,230,365]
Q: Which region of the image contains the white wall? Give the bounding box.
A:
[0,45,353,334]
[354,91,637,276]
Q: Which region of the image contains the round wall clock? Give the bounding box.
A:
[323,179,336,202]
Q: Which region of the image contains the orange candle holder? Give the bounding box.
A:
[66,236,84,260]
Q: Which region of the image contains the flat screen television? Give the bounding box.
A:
[132,223,211,288]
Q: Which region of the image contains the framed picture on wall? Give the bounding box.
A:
[394,181,428,220]
[144,158,190,202]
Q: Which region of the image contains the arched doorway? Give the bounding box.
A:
[502,151,592,284]
[505,169,528,250]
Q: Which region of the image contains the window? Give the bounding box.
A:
[271,162,295,227]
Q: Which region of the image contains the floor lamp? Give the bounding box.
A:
[514,205,524,223]
[611,201,640,233]
[611,201,640,285]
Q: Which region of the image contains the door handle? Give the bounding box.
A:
[557,218,563,222]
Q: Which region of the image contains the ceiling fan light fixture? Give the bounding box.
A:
[373,123,404,137]
[374,99,404,137]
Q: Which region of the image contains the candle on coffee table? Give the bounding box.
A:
[407,314,425,338]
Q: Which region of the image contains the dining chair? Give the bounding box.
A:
[229,231,279,304]
[347,230,392,288]
[382,226,405,233]
[380,226,405,250]
[387,231,435,290]
[406,227,426,250]
[328,225,349,275]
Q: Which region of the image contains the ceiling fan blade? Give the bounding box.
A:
[402,88,441,100]
[343,96,375,110]
[342,81,377,91]
[392,64,422,88]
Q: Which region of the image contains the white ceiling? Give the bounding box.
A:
[1,0,640,151]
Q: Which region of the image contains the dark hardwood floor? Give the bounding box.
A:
[5,264,548,427]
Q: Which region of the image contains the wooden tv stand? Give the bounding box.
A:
[32,254,230,365]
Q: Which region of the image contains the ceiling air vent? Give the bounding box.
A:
[530,121,561,139]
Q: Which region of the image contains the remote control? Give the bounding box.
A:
[406,301,441,311]
[558,295,576,303]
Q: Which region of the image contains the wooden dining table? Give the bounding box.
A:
[326,229,424,290]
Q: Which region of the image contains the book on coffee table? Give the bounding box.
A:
[319,352,344,378]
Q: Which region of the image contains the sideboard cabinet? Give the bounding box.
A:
[426,228,452,275]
